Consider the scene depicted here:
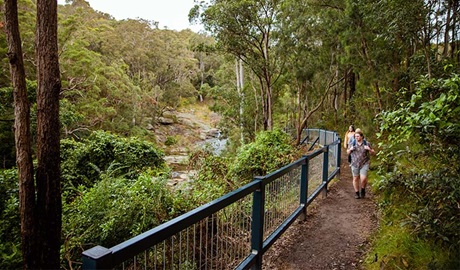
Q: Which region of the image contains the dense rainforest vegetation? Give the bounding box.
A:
[1,0,459,269]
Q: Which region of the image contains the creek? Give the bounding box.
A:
[164,128,227,186]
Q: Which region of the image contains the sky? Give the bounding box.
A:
[58,0,203,32]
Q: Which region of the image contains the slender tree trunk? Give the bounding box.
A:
[443,0,453,57]
[250,73,259,134]
[349,70,356,99]
[360,35,384,111]
[236,58,244,143]
[333,68,339,125]
[199,52,204,102]
[450,0,458,60]
[266,83,273,130]
[259,76,268,130]
[343,69,348,106]
[344,69,356,117]
[4,0,37,268]
[373,81,383,111]
[36,0,62,268]
[423,38,432,79]
[296,81,302,142]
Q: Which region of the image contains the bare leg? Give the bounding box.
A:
[353,175,360,192]
[360,175,368,189]
[360,175,368,197]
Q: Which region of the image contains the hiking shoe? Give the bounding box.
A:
[360,188,366,198]
[355,192,361,199]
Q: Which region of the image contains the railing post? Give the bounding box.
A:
[299,157,309,221]
[82,245,113,269]
[337,138,341,179]
[322,129,326,145]
[322,145,329,198]
[250,177,265,270]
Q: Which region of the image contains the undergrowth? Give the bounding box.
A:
[364,72,460,270]
[365,173,458,269]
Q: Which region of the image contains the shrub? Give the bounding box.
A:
[61,130,165,199]
[187,149,231,204]
[61,170,179,268]
[228,128,296,183]
[375,72,460,267]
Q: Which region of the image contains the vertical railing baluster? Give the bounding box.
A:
[211,214,214,270]
[162,241,166,270]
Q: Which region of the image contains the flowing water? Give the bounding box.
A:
[164,129,227,186]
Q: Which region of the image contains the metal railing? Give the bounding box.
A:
[82,129,341,269]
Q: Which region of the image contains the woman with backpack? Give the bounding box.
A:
[347,129,375,199]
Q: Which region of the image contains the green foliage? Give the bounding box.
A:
[378,73,460,167]
[228,129,296,183]
[59,98,85,135]
[374,72,460,268]
[366,168,459,269]
[54,4,212,138]
[61,170,181,268]
[0,169,21,269]
[187,149,231,204]
[0,0,37,85]
[61,130,165,199]
[164,136,178,146]
[186,129,298,205]
[365,218,454,270]
[375,169,460,254]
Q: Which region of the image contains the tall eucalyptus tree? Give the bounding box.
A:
[4,0,62,268]
[35,0,62,267]
[4,0,35,267]
[194,0,283,130]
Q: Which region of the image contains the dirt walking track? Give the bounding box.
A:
[262,151,379,270]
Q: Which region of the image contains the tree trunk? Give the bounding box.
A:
[450,0,459,60]
[36,0,62,268]
[266,83,273,130]
[343,69,348,106]
[344,68,356,117]
[373,81,383,111]
[235,58,245,143]
[423,26,432,79]
[349,70,356,99]
[4,0,37,268]
[443,0,452,57]
[250,72,259,135]
[199,52,205,102]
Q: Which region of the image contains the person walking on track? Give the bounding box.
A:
[347,129,375,199]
